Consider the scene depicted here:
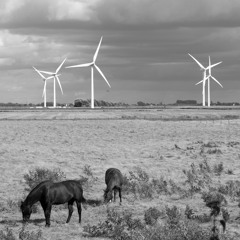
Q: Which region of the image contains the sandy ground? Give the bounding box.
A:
[0,108,240,239]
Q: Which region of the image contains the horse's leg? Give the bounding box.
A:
[76,201,82,224]
[66,200,74,223]
[113,189,117,202]
[119,188,122,204]
[44,204,52,227]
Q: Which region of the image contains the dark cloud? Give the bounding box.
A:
[0,0,240,104]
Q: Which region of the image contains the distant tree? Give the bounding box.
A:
[137,101,146,106]
[74,99,83,107]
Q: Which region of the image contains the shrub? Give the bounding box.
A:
[123,168,154,199]
[183,162,212,196]
[165,205,181,226]
[213,162,224,176]
[23,167,66,191]
[218,180,240,200]
[207,149,222,155]
[144,207,162,225]
[202,191,227,206]
[0,227,44,240]
[151,177,168,194]
[83,205,237,240]
[19,226,44,240]
[185,205,211,223]
[78,165,99,189]
[83,208,144,239]
[0,227,16,240]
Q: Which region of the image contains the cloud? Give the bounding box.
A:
[1,0,240,30]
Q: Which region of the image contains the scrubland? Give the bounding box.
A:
[0,108,240,239]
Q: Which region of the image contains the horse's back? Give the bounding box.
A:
[105,168,123,186]
[48,180,84,204]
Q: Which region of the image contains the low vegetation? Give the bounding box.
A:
[23,167,66,191]
[0,226,44,240]
[2,148,240,239]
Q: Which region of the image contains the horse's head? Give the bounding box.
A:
[103,189,113,203]
[20,201,32,222]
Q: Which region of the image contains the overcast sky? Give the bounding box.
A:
[0,0,240,104]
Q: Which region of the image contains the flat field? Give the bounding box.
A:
[0,107,240,239]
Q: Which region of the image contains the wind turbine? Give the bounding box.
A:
[66,36,111,109]
[196,56,223,107]
[37,58,67,108]
[33,67,55,108]
[188,54,221,107]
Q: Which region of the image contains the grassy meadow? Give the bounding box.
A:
[0,107,240,239]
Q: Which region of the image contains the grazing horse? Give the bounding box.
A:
[104,168,123,203]
[20,180,86,227]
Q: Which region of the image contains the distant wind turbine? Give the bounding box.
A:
[33,66,55,108]
[66,36,111,109]
[196,56,223,107]
[37,58,66,108]
[188,54,222,107]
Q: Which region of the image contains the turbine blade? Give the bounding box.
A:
[95,64,111,88]
[211,76,223,88]
[56,75,63,94]
[188,53,205,69]
[209,56,211,74]
[33,66,46,79]
[56,58,67,73]
[46,76,55,80]
[93,36,103,62]
[196,76,208,85]
[65,62,92,68]
[38,70,54,75]
[195,80,203,85]
[206,61,222,70]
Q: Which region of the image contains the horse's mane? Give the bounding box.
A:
[25,180,53,204]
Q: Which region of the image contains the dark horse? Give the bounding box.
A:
[20,180,86,227]
[104,168,123,203]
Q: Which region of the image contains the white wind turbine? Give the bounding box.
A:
[188,54,222,107]
[37,58,67,108]
[66,36,111,109]
[196,56,223,107]
[33,67,55,108]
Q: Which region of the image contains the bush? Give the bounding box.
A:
[19,226,44,240]
[83,208,144,239]
[23,167,66,191]
[213,162,224,176]
[183,162,212,196]
[84,206,216,240]
[0,227,44,240]
[185,205,211,223]
[218,180,240,200]
[123,168,177,199]
[123,168,154,199]
[202,191,227,206]
[0,227,16,240]
[144,207,162,225]
[79,165,99,189]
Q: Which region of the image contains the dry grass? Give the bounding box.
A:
[0,108,240,239]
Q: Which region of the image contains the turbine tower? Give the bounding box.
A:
[37,58,66,108]
[66,36,111,109]
[33,67,55,108]
[196,56,223,107]
[188,54,221,107]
